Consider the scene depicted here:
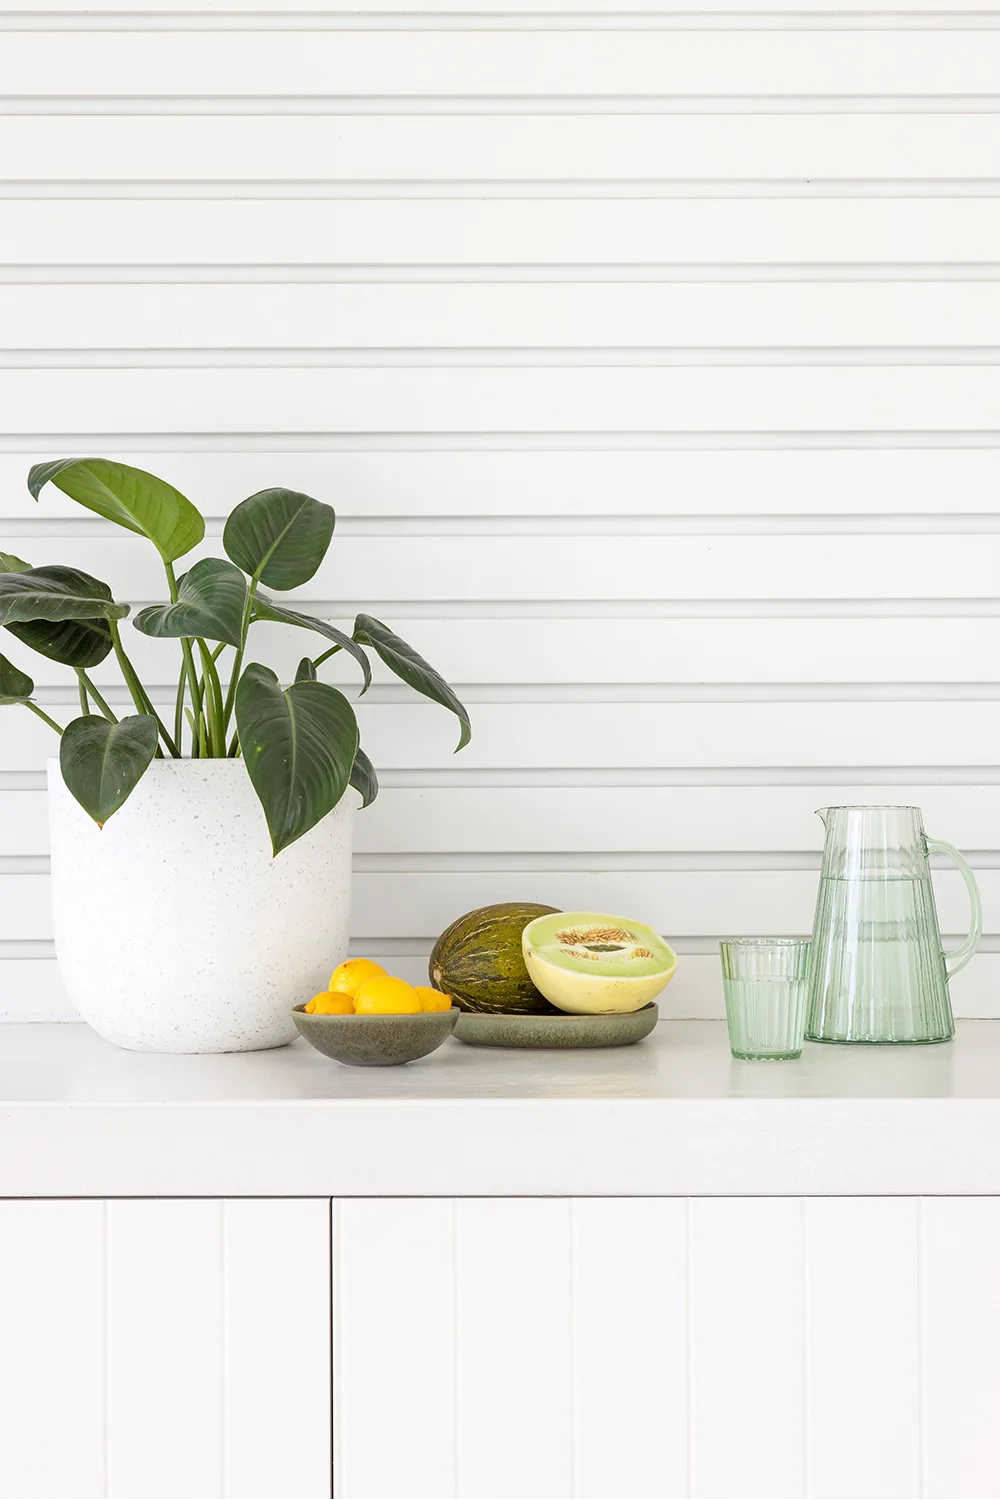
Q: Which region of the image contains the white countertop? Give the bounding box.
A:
[3,1020,1000,1197]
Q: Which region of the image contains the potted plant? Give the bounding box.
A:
[0,460,470,1053]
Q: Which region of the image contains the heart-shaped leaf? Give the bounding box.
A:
[235,662,359,856]
[0,566,128,627]
[353,614,471,751]
[0,653,34,704]
[295,657,317,683]
[252,593,371,690]
[134,558,247,648]
[0,557,115,667]
[223,488,335,590]
[350,746,379,809]
[59,714,159,827]
[6,617,113,669]
[29,458,204,564]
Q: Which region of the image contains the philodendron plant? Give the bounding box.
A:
[0,459,470,854]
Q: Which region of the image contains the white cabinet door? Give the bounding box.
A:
[332,1196,1000,1500]
[0,1199,331,1500]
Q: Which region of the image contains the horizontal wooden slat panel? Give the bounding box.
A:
[6,450,1000,520]
[8,115,1000,181]
[7,199,1000,268]
[4,701,1000,773]
[0,1,986,12]
[6,533,998,603]
[4,952,1000,1022]
[6,867,995,939]
[11,366,1000,432]
[14,282,1000,349]
[5,31,1000,97]
[6,785,1000,858]
[5,951,1000,1024]
[0,960,77,1022]
[8,616,1000,691]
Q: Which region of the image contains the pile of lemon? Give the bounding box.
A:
[304,958,452,1016]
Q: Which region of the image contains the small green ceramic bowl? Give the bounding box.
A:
[291,1004,459,1066]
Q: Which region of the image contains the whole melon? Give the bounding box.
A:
[429,902,560,1014]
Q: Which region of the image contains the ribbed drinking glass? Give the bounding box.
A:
[720,938,811,1060]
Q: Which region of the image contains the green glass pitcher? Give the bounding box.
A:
[805,806,982,1045]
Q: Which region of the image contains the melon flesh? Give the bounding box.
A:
[521,911,677,1014]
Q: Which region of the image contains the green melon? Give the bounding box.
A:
[522,910,678,1014]
[429,901,560,1014]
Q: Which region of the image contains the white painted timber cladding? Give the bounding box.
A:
[2,4,998,1022]
[0,1199,331,1500]
[332,1196,1000,1500]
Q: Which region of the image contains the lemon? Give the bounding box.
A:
[415,985,452,1013]
[354,975,422,1015]
[329,958,386,998]
[305,991,355,1015]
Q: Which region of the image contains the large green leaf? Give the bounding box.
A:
[349,746,379,809]
[59,714,158,826]
[0,653,33,704]
[134,558,247,648]
[252,592,371,690]
[223,488,334,589]
[235,662,359,856]
[0,558,116,667]
[353,614,471,752]
[0,566,128,626]
[6,616,113,668]
[29,458,204,564]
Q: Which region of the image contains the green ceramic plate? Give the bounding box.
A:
[453,1002,658,1050]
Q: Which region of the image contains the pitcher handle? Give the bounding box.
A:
[926,838,983,978]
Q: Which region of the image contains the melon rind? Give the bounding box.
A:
[521,910,678,1014]
[429,901,560,1014]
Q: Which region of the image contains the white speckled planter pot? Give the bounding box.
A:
[47,758,354,1054]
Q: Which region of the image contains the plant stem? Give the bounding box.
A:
[78,671,117,723]
[196,638,226,757]
[174,664,189,755]
[164,560,203,756]
[24,701,64,736]
[77,674,89,717]
[108,619,180,758]
[311,644,342,670]
[222,578,257,732]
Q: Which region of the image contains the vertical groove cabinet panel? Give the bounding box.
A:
[223,1200,331,1500]
[106,1200,225,1500]
[455,1199,573,1500]
[571,1198,688,1500]
[0,1200,105,1500]
[805,1198,921,1500]
[921,1196,1000,1499]
[332,1198,456,1500]
[688,1198,805,1500]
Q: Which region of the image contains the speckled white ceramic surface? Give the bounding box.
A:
[47,758,354,1054]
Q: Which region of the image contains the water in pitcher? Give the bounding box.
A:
[806,872,952,1045]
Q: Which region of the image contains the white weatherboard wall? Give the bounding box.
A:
[1,3,999,1020]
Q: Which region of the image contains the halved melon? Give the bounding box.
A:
[521,911,678,1014]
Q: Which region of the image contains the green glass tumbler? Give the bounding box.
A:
[720,938,811,1060]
